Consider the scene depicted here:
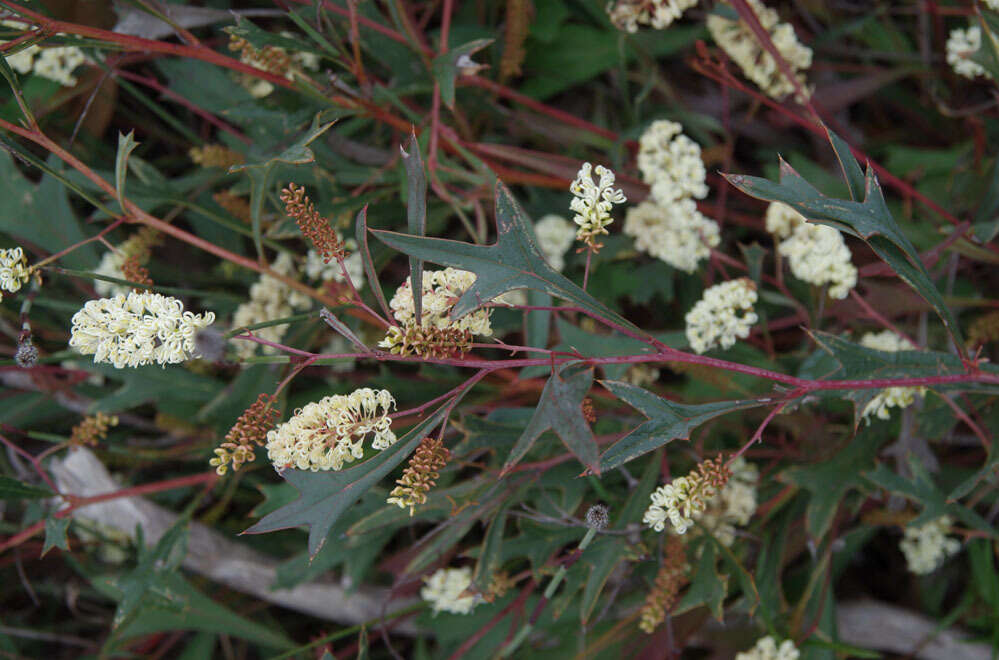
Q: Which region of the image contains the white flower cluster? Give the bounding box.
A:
[0,247,30,301]
[643,471,716,535]
[859,330,926,422]
[534,214,576,272]
[900,515,961,575]
[231,253,311,359]
[3,20,85,86]
[627,121,718,272]
[624,200,720,273]
[766,202,856,299]
[265,388,396,472]
[421,567,481,615]
[736,636,800,660]
[707,0,813,101]
[304,243,365,290]
[685,278,758,354]
[607,0,698,33]
[625,363,660,387]
[698,457,759,546]
[68,291,215,368]
[638,120,708,204]
[388,267,492,336]
[946,26,991,80]
[569,162,627,246]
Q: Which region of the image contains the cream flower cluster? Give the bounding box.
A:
[388,267,492,336]
[643,470,718,535]
[698,457,759,546]
[766,203,856,299]
[0,247,30,302]
[736,636,800,660]
[3,20,85,86]
[607,0,698,33]
[946,26,991,80]
[624,200,720,273]
[638,120,708,204]
[305,244,365,290]
[265,388,396,472]
[421,567,481,615]
[231,253,311,359]
[238,32,321,98]
[707,0,812,101]
[569,162,627,246]
[68,292,215,368]
[534,214,576,272]
[685,278,758,354]
[900,515,961,575]
[859,330,926,422]
[625,363,660,387]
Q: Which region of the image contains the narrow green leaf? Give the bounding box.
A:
[401,131,427,323]
[243,406,451,557]
[431,39,493,108]
[42,516,70,556]
[115,131,140,212]
[472,504,509,592]
[354,205,392,321]
[0,475,53,500]
[319,308,368,352]
[599,380,764,471]
[823,125,865,202]
[501,362,599,475]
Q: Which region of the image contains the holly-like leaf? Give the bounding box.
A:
[242,406,449,557]
[501,362,599,475]
[724,129,964,348]
[432,39,493,108]
[780,430,885,539]
[229,113,336,259]
[112,521,189,630]
[0,475,53,500]
[372,181,643,335]
[598,380,764,471]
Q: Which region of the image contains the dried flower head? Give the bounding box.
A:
[707,0,813,101]
[736,636,800,660]
[378,322,473,358]
[0,247,31,301]
[120,256,154,291]
[386,435,451,515]
[697,457,759,546]
[387,268,492,336]
[585,504,610,530]
[685,278,758,354]
[569,162,627,248]
[607,0,698,33]
[899,515,961,575]
[859,331,926,422]
[624,199,719,273]
[14,338,38,368]
[265,388,396,472]
[69,413,119,447]
[210,394,280,475]
[421,567,482,615]
[643,458,732,534]
[281,184,345,263]
[189,144,245,169]
[638,537,688,633]
[69,292,216,368]
[228,33,292,97]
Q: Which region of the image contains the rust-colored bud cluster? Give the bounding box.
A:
[69,412,119,447]
[697,455,732,490]
[188,144,245,169]
[581,397,597,423]
[386,436,451,515]
[280,183,345,263]
[638,537,689,633]
[228,34,291,77]
[210,393,280,475]
[121,255,153,291]
[379,322,473,359]
[213,190,253,224]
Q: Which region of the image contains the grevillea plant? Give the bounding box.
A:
[1,1,999,658]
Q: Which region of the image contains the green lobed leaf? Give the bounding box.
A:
[598,380,764,471]
[501,362,599,475]
[115,131,140,212]
[373,181,644,334]
[725,133,964,349]
[42,516,70,557]
[0,475,53,500]
[242,405,450,557]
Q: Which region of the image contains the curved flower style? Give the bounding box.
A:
[265,388,396,472]
[637,120,708,204]
[387,267,492,335]
[69,292,215,368]
[569,162,627,247]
